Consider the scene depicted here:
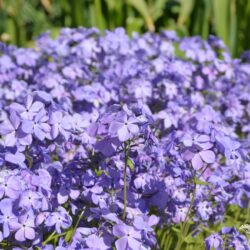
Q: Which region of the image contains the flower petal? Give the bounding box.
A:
[115,237,128,250]
[192,153,203,170]
[117,126,130,142]
[200,150,215,164]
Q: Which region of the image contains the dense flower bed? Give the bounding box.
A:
[0,28,250,249]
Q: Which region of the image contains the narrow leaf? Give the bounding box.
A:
[126,0,155,31]
[126,157,134,171]
[178,0,194,25]
[195,179,210,186]
[152,0,169,21]
[94,0,107,31]
[212,0,230,46]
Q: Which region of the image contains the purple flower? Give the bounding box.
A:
[0,175,21,199]
[9,95,44,120]
[173,206,188,223]
[173,188,187,202]
[45,207,72,233]
[49,111,72,139]
[15,212,36,242]
[0,55,15,72]
[19,190,42,210]
[31,169,52,192]
[57,184,80,205]
[205,233,222,249]
[134,173,153,190]
[95,137,121,156]
[183,133,212,149]
[183,148,215,170]
[195,105,219,133]
[0,111,20,147]
[157,110,177,129]
[0,199,19,238]
[21,109,50,141]
[216,134,242,161]
[5,151,26,166]
[132,80,152,100]
[192,150,215,170]
[109,112,139,142]
[14,48,39,67]
[113,223,142,250]
[85,234,110,250]
[197,201,213,220]
[133,215,159,233]
[36,212,50,226]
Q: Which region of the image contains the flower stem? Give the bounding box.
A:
[69,208,85,243]
[175,174,197,250]
[246,200,250,222]
[122,143,128,221]
[43,231,67,246]
[42,231,56,246]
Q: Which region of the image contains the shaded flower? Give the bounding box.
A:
[45,207,72,233]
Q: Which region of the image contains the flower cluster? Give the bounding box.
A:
[0,28,249,249]
[205,227,249,250]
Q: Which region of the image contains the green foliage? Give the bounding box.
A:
[0,0,250,56]
[156,204,250,250]
[126,157,135,171]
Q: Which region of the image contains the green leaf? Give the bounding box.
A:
[126,0,149,19]
[178,0,194,25]
[126,157,134,171]
[126,16,144,35]
[186,220,195,225]
[172,227,181,233]
[95,169,103,176]
[184,235,196,243]
[64,227,74,242]
[94,169,108,176]
[229,0,237,56]
[201,0,212,39]
[94,0,107,31]
[126,0,155,31]
[212,0,230,46]
[104,0,124,28]
[69,0,84,27]
[152,0,169,21]
[158,229,167,247]
[195,179,210,186]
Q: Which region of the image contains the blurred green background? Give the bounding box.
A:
[0,0,250,56]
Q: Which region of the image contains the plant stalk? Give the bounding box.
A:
[122,143,128,221]
[175,174,197,250]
